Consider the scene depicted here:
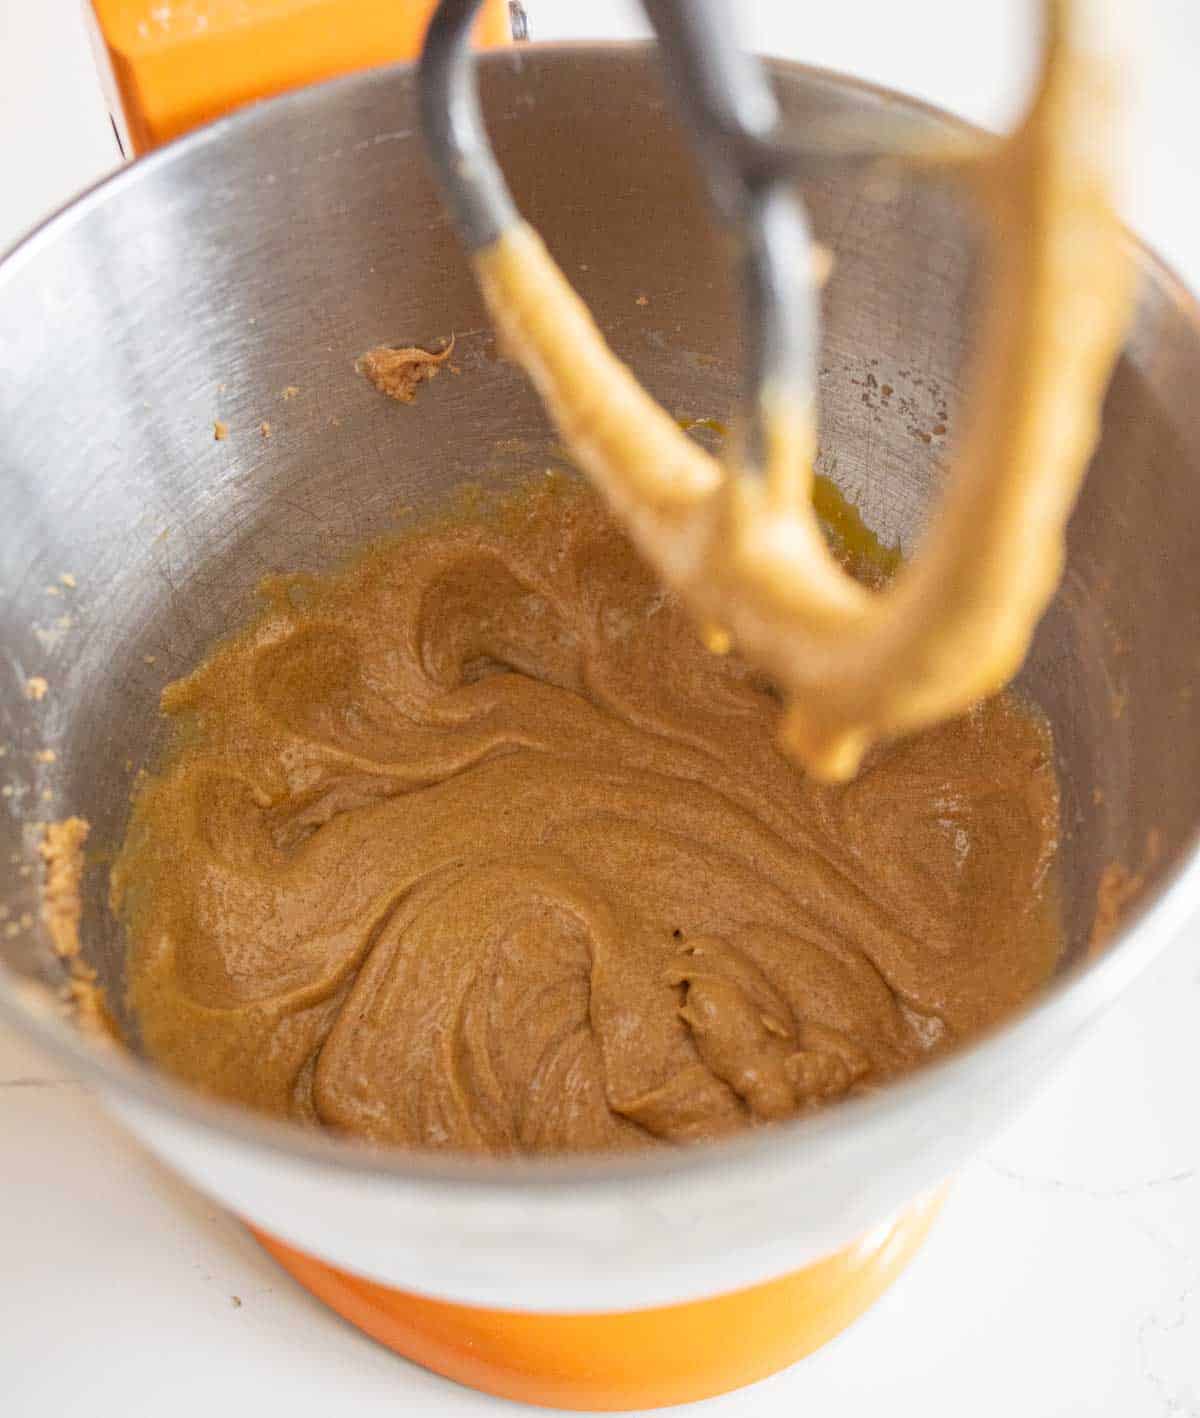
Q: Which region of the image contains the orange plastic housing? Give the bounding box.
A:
[252,1190,943,1411]
[86,0,512,154]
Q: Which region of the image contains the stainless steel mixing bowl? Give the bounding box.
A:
[1,47,1198,1311]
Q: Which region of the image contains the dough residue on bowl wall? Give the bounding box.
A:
[38,816,114,1042]
[356,336,456,404]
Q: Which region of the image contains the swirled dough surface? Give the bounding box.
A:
[114,479,1062,1154]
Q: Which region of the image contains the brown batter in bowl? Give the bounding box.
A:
[112,478,1062,1154]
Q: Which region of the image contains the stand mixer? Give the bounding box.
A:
[2,1,1198,1410]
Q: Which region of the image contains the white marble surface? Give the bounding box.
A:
[3,2,1200,1414]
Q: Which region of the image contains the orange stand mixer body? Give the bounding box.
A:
[83,2,944,1406]
[252,1194,943,1410]
[86,0,512,154]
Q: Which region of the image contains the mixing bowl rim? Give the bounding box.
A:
[1,44,1197,1194]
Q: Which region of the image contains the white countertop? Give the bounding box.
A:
[3,3,1200,1414]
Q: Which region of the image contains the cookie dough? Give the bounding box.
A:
[357,337,455,404]
[113,480,1062,1154]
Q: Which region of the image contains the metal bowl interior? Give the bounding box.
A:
[1,46,1198,1194]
